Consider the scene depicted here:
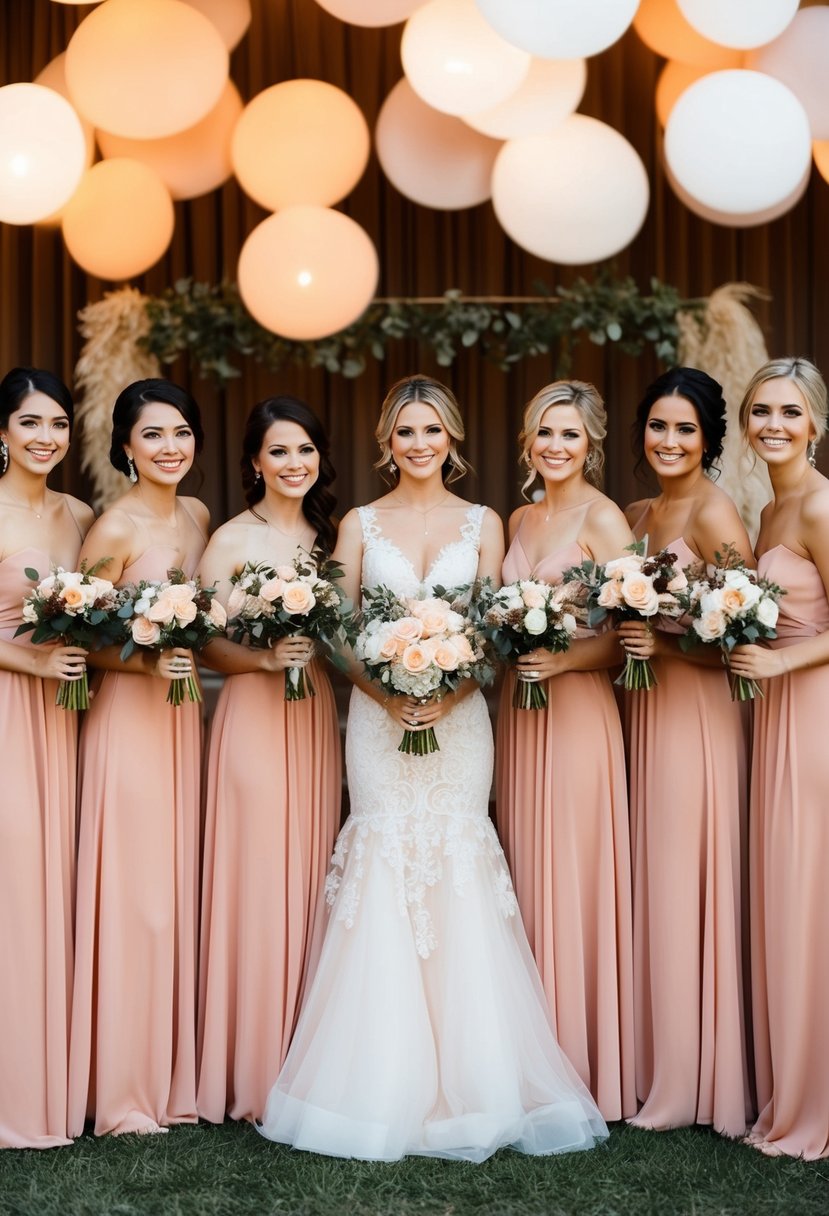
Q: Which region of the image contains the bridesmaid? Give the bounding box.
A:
[197,396,342,1124]
[619,367,754,1136]
[68,378,209,1136]
[496,380,636,1122]
[729,357,829,1159]
[0,368,92,1149]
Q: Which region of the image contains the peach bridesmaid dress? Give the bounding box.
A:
[496,536,636,1122]
[748,545,829,1159]
[0,547,78,1148]
[197,654,342,1123]
[627,536,752,1136]
[69,531,205,1136]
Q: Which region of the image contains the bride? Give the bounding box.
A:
[258,374,607,1162]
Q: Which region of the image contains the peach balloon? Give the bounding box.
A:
[97,81,242,200]
[463,57,586,139]
[655,61,711,128]
[34,53,95,169]
[62,159,175,280]
[0,83,87,225]
[232,79,370,211]
[65,0,228,139]
[237,207,379,340]
[747,9,829,141]
[314,0,426,24]
[814,141,829,186]
[180,0,251,49]
[676,0,798,51]
[634,0,743,68]
[376,78,500,209]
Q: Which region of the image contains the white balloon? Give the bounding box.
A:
[492,116,649,264]
[402,0,530,117]
[475,0,639,59]
[463,58,586,140]
[665,70,811,217]
[664,158,811,227]
[747,9,829,141]
[314,0,426,25]
[676,0,798,51]
[376,78,501,208]
[0,83,87,224]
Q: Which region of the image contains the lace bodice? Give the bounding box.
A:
[357,504,486,602]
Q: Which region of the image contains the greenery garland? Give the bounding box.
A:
[141,273,707,383]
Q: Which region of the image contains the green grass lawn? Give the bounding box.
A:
[2,1121,828,1216]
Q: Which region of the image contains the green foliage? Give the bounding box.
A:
[142,274,705,384]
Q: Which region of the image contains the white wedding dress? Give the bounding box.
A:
[258,504,608,1162]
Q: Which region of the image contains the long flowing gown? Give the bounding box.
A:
[69,527,205,1136]
[258,505,608,1162]
[197,647,342,1123]
[0,547,79,1149]
[748,545,829,1159]
[496,534,636,1122]
[626,536,752,1136]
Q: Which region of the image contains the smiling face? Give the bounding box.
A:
[643,394,705,479]
[253,418,319,500]
[1,390,71,476]
[390,401,451,482]
[746,376,815,468]
[125,402,196,486]
[529,404,589,484]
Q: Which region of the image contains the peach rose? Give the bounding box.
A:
[400,643,432,674]
[61,585,86,613]
[165,586,198,626]
[620,574,659,616]
[379,634,399,660]
[392,616,424,643]
[147,589,179,625]
[520,583,545,609]
[597,580,624,610]
[432,642,460,672]
[259,577,284,603]
[604,554,642,578]
[132,615,161,646]
[446,633,475,663]
[275,565,297,582]
[226,586,247,618]
[666,570,688,593]
[418,607,452,637]
[282,581,316,614]
[208,599,227,629]
[693,609,726,642]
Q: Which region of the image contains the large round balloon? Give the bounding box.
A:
[747,8,829,141]
[655,61,711,128]
[633,0,743,68]
[492,116,649,264]
[665,70,811,218]
[62,159,175,280]
[676,0,798,51]
[475,0,639,59]
[815,140,829,187]
[0,83,86,224]
[463,57,586,140]
[232,79,370,211]
[97,81,242,201]
[180,0,251,49]
[314,0,426,24]
[237,207,379,340]
[34,53,96,170]
[402,0,529,117]
[376,78,501,208]
[664,157,811,227]
[65,0,228,139]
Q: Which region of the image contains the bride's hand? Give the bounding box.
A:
[515,648,569,682]
[385,693,448,730]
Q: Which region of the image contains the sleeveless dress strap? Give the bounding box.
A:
[356,505,380,546]
[62,496,87,543]
[632,502,651,536]
[460,504,487,551]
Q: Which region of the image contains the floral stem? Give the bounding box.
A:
[398,727,439,756]
[513,675,548,710]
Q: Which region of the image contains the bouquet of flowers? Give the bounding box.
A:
[679,544,785,701]
[118,568,227,705]
[226,551,352,701]
[473,577,577,709]
[16,561,123,709]
[354,584,491,755]
[562,542,686,691]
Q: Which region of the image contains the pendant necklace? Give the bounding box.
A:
[393,491,449,537]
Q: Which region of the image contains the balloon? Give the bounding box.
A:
[676,0,798,51]
[655,61,711,128]
[491,116,649,264]
[664,158,811,226]
[65,0,228,139]
[633,0,743,69]
[61,159,175,280]
[665,70,812,218]
[747,9,829,141]
[463,57,586,140]
[237,207,379,340]
[0,83,86,225]
[814,140,829,186]
[376,78,500,208]
[33,53,96,225]
[314,0,426,24]
[97,81,242,200]
[402,0,529,117]
[179,0,251,50]
[475,0,639,59]
[232,79,370,211]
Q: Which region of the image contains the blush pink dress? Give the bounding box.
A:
[197,639,342,1124]
[627,536,752,1136]
[496,535,636,1122]
[748,545,829,1159]
[0,545,79,1149]
[69,523,206,1136]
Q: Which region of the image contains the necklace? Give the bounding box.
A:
[391,491,450,536]
[0,494,45,519]
[253,508,309,542]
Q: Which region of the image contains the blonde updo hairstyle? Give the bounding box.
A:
[375,373,470,484]
[519,379,607,496]
[738,357,828,451]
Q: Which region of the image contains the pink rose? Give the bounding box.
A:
[275,565,296,582]
[620,574,659,616]
[282,581,316,614]
[392,616,424,643]
[259,577,284,603]
[132,615,161,646]
[400,643,432,674]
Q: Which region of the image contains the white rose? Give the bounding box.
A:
[507,595,524,612]
[700,588,725,616]
[755,597,779,629]
[523,607,547,635]
[562,612,577,635]
[22,601,38,623]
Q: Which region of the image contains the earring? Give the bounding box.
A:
[584,449,598,475]
[808,440,818,468]
[0,438,8,475]
[254,470,262,483]
[127,456,138,484]
[388,460,397,476]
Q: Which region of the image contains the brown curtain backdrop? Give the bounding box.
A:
[2,0,828,527]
